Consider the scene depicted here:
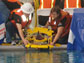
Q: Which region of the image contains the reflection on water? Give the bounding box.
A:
[68,51,84,63]
[0,50,84,63]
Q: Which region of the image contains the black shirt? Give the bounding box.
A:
[12,13,22,24]
[57,17,67,27]
[2,0,20,11]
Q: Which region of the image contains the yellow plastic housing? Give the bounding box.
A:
[25,27,60,49]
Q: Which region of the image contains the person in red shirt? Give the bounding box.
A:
[45,7,71,45]
[6,3,34,45]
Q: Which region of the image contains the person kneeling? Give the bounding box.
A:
[6,3,34,45]
[45,7,71,45]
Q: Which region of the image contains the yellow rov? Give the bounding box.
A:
[25,27,61,49]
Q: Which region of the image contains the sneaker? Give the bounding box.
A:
[14,40,18,44]
[11,41,16,45]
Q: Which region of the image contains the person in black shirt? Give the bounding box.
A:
[45,7,71,45]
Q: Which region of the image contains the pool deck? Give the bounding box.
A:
[0,45,67,51]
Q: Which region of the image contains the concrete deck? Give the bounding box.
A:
[0,45,67,51]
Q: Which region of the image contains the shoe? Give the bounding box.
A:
[11,41,16,45]
[15,40,19,44]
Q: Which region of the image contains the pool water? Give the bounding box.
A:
[0,50,84,63]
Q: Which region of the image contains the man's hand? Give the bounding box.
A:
[23,39,29,45]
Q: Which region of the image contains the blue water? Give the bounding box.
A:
[0,50,84,63]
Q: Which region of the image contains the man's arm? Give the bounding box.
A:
[16,23,29,45]
[12,13,29,45]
